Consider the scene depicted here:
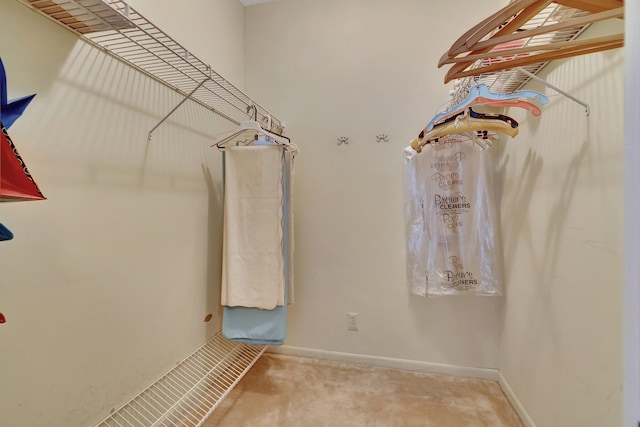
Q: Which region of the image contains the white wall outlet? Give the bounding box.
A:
[347,312,359,331]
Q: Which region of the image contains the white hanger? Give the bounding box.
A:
[211,120,291,148]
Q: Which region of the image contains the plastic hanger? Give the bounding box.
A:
[431,129,501,149]
[212,103,298,154]
[426,84,548,131]
[426,98,537,133]
[411,113,519,153]
[433,107,519,130]
[412,118,519,152]
[472,97,542,117]
[211,120,292,149]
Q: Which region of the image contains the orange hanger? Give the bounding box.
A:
[554,0,623,13]
[441,33,623,67]
[473,97,542,116]
[441,0,553,65]
[448,36,623,82]
[439,0,624,83]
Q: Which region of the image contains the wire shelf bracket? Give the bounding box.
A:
[514,66,590,116]
[147,75,211,141]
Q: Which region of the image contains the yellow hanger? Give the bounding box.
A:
[410,115,518,153]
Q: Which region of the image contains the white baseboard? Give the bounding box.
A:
[266,345,500,381]
[498,372,536,427]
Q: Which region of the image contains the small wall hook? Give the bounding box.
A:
[376,133,389,143]
[337,137,350,146]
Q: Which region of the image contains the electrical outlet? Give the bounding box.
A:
[347,312,358,331]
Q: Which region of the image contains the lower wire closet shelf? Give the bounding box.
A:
[96,332,266,427]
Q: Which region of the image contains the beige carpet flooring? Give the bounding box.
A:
[204,353,523,427]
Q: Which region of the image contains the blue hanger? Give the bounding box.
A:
[427,83,548,131]
[1,56,36,129]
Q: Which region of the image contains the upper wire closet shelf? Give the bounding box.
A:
[449,2,595,104]
[17,0,285,136]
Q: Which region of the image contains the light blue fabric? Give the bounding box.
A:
[222,304,287,345]
[222,148,289,345]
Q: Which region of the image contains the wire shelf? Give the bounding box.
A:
[17,0,285,134]
[24,0,134,33]
[96,332,266,427]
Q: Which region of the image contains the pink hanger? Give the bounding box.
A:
[425,95,542,134]
[473,96,542,117]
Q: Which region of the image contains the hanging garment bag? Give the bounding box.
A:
[404,141,503,297]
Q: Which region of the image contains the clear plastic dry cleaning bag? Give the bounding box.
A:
[404,141,503,297]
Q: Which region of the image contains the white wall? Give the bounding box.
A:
[244,0,503,369]
[496,20,624,427]
[0,1,628,426]
[245,2,626,426]
[0,1,243,426]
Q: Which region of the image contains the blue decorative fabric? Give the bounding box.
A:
[0,223,14,241]
[1,57,36,129]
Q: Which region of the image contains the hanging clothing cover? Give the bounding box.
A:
[404,141,503,297]
[1,122,45,201]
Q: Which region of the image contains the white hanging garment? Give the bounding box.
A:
[221,144,285,309]
[404,140,503,297]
